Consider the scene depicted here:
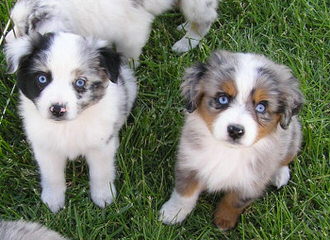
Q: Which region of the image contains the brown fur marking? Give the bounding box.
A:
[197,96,217,131]
[175,169,201,197]
[214,192,252,230]
[253,88,281,141]
[253,88,269,103]
[281,154,295,166]
[198,80,237,132]
[221,80,237,97]
[255,113,280,141]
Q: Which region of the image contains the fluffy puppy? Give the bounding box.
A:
[5,32,137,213]
[160,50,303,230]
[7,0,219,62]
[0,220,68,240]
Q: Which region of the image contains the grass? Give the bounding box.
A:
[0,0,329,239]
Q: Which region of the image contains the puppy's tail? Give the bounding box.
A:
[143,0,175,15]
[0,220,68,240]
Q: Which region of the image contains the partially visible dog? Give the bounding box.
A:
[7,0,219,63]
[5,32,137,213]
[160,50,303,230]
[0,220,68,240]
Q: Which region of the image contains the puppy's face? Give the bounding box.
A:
[5,32,121,121]
[182,51,303,147]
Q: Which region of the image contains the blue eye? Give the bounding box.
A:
[75,78,86,88]
[218,95,229,105]
[37,75,48,84]
[255,102,267,113]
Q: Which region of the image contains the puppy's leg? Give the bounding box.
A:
[173,0,218,53]
[86,137,118,208]
[271,154,295,189]
[176,21,191,32]
[118,44,141,69]
[159,170,203,224]
[116,28,150,68]
[34,148,67,213]
[271,166,291,189]
[214,191,256,231]
[172,22,211,53]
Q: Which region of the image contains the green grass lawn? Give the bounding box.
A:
[0,0,329,239]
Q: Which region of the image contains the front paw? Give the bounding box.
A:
[172,37,200,53]
[91,183,116,208]
[159,200,190,224]
[271,166,290,189]
[176,22,190,32]
[41,188,65,213]
[214,214,239,231]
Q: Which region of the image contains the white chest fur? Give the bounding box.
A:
[179,115,283,195]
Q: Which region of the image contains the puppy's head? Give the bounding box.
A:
[5,32,121,121]
[182,50,303,147]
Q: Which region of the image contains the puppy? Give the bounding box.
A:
[4,32,137,213]
[0,220,68,240]
[6,0,219,63]
[160,50,303,230]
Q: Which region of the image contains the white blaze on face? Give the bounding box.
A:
[212,54,263,147]
[34,33,85,120]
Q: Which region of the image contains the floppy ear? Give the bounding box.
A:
[98,47,121,83]
[4,35,36,73]
[278,73,304,129]
[4,32,53,74]
[181,62,207,113]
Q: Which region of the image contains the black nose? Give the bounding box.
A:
[49,104,67,118]
[227,124,245,140]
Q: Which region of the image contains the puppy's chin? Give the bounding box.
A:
[48,115,75,122]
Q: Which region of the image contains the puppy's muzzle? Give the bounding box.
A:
[227,124,245,140]
[50,104,67,118]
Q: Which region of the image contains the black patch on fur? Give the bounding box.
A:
[182,62,207,113]
[257,67,278,83]
[98,48,121,83]
[30,12,49,32]
[89,81,103,91]
[16,33,55,101]
[257,67,303,129]
[89,81,107,102]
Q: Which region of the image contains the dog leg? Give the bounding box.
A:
[173,0,218,53]
[271,153,295,189]
[86,138,118,208]
[172,22,211,53]
[271,166,291,189]
[159,170,202,224]
[116,28,151,68]
[214,191,255,231]
[35,149,67,213]
[176,21,191,32]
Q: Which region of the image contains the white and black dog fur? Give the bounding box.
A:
[0,220,68,240]
[160,50,303,230]
[5,32,137,213]
[7,0,219,62]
